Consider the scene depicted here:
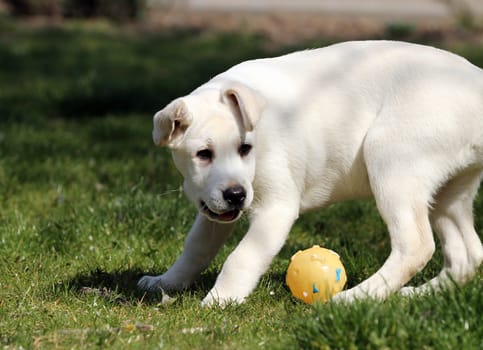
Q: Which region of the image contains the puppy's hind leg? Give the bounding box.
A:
[334,124,439,302]
[401,169,483,296]
[334,177,436,302]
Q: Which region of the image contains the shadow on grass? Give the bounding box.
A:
[67,268,219,305]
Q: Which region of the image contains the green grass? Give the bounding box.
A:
[0,19,482,349]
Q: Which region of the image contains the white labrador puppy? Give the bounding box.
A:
[138,41,483,306]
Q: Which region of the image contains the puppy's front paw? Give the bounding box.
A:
[201,289,245,308]
[138,275,177,305]
[138,275,164,291]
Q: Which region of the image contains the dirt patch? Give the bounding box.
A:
[144,9,483,47]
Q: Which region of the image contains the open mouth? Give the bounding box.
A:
[200,201,241,223]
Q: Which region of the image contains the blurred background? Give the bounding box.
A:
[1,0,483,122]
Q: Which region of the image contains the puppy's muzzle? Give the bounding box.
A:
[199,185,247,223]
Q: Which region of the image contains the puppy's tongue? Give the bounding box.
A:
[217,210,239,222]
[201,201,241,222]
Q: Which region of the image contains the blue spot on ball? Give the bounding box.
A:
[335,268,342,282]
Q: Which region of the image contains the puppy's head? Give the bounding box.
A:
[153,82,266,223]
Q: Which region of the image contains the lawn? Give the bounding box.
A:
[0,18,482,349]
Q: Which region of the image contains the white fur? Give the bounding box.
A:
[138,41,483,306]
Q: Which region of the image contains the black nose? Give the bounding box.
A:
[223,186,246,208]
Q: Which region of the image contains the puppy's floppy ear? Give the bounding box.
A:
[222,82,266,131]
[153,98,193,147]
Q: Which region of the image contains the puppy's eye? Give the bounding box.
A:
[239,143,252,157]
[196,149,213,161]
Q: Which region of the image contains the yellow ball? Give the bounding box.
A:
[286,245,347,304]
